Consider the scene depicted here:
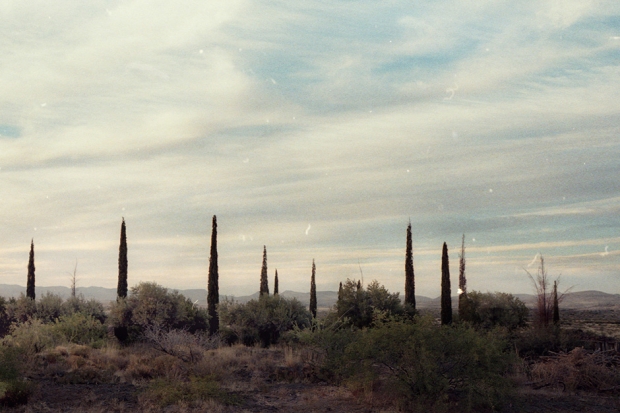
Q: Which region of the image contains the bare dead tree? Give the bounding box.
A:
[525,255,570,328]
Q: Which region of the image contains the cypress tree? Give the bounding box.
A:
[26,239,35,300]
[117,218,128,300]
[404,221,415,309]
[259,246,269,296]
[309,260,317,318]
[338,281,343,302]
[458,234,468,319]
[552,280,559,325]
[207,215,219,335]
[274,269,279,296]
[441,242,452,325]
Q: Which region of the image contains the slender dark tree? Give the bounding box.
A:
[458,234,468,319]
[309,260,317,318]
[552,280,559,326]
[338,282,343,302]
[207,215,219,335]
[274,270,279,296]
[70,260,78,298]
[404,221,416,309]
[259,246,269,296]
[117,218,128,300]
[26,239,35,300]
[441,242,452,325]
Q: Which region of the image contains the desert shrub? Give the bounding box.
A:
[2,318,60,355]
[303,315,514,411]
[6,295,37,324]
[62,295,107,323]
[143,325,221,362]
[529,347,620,392]
[108,282,209,343]
[335,279,403,329]
[50,313,108,347]
[143,375,239,407]
[36,292,64,323]
[0,298,12,338]
[460,291,528,331]
[0,346,33,407]
[220,295,311,347]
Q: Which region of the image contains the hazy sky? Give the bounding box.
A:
[1,1,619,297]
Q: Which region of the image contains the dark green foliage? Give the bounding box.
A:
[36,292,63,323]
[310,260,317,318]
[5,295,36,324]
[109,282,209,342]
[0,347,33,407]
[145,376,240,407]
[0,298,12,338]
[26,240,35,300]
[553,280,559,325]
[219,295,311,347]
[458,234,468,319]
[404,222,415,309]
[460,291,528,331]
[441,242,452,325]
[207,215,219,335]
[117,218,128,300]
[337,282,342,302]
[61,295,107,323]
[259,245,269,297]
[340,317,514,411]
[274,270,279,296]
[335,279,403,329]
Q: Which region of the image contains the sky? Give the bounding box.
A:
[0,0,619,298]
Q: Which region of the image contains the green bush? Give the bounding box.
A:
[336,280,403,329]
[62,295,107,323]
[302,315,515,411]
[2,319,59,355]
[0,346,33,407]
[459,291,528,331]
[220,295,311,347]
[36,292,64,323]
[108,282,209,342]
[145,375,239,407]
[6,295,37,324]
[50,313,108,347]
[0,298,12,338]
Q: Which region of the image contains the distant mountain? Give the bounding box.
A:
[0,284,617,310]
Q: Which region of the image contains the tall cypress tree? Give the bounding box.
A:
[404,221,415,309]
[338,282,343,303]
[207,215,219,335]
[117,218,128,300]
[552,280,559,326]
[259,246,269,296]
[441,242,452,325]
[458,234,468,319]
[26,239,35,300]
[309,260,317,318]
[274,270,279,296]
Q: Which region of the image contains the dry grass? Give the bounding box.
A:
[529,347,620,393]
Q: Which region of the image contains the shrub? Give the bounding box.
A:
[335,280,403,329]
[6,295,37,324]
[144,375,239,407]
[50,313,108,347]
[0,298,12,338]
[220,295,311,347]
[62,295,107,323]
[0,346,33,407]
[36,292,64,323]
[2,319,59,355]
[460,291,528,331]
[303,315,515,411]
[108,282,209,342]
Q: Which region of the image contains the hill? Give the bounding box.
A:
[0,284,618,310]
